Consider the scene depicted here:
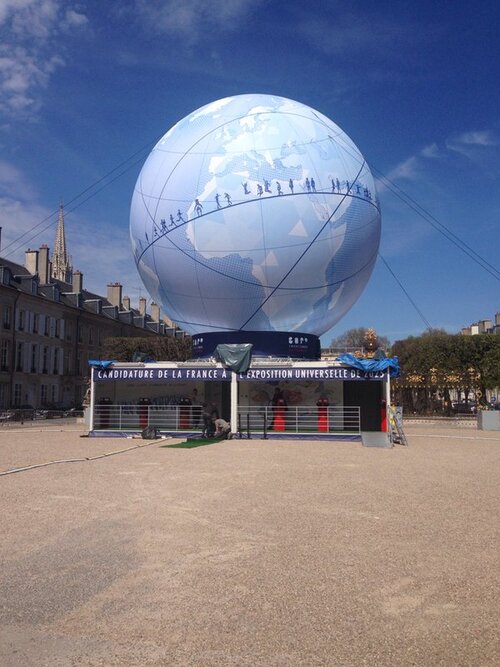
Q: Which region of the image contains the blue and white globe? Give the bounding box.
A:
[130,94,381,336]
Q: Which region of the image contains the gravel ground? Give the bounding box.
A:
[0,421,498,666]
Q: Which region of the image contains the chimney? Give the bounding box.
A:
[25,249,38,275]
[139,296,147,316]
[38,245,50,285]
[107,282,122,308]
[151,302,160,322]
[478,319,492,333]
[72,270,83,294]
[122,295,130,310]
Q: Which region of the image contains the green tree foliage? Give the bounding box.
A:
[391,331,500,413]
[102,335,192,362]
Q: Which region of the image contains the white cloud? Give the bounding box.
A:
[0,1,36,25]
[132,0,261,41]
[446,130,499,160]
[0,196,51,258]
[63,8,88,28]
[445,129,500,174]
[0,159,37,199]
[0,0,87,119]
[420,143,441,159]
[451,130,498,147]
[380,141,445,188]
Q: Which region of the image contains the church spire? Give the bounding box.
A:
[51,201,72,283]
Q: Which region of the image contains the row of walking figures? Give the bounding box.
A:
[140,176,378,245]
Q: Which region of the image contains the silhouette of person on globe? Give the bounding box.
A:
[224,193,232,206]
[331,179,336,192]
[169,214,175,227]
[177,209,185,223]
[310,177,316,192]
[242,182,251,195]
[257,184,263,197]
[215,193,221,209]
[336,178,340,192]
[289,178,294,193]
[305,178,311,192]
[277,182,283,195]
[195,199,203,216]
[161,219,167,232]
[264,179,271,193]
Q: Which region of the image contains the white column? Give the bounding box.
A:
[89,367,95,431]
[230,371,238,434]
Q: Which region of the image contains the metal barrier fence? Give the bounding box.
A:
[0,408,83,424]
[92,404,361,435]
[93,404,193,431]
[237,405,361,436]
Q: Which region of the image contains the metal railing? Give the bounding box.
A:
[92,404,361,435]
[237,405,361,436]
[93,404,195,431]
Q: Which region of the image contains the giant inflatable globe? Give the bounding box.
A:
[130,94,381,336]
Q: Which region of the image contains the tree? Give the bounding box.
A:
[329,327,391,351]
[101,335,192,362]
[391,331,500,413]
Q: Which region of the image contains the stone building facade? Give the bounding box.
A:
[0,245,182,409]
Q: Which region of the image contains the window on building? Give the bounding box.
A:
[89,326,94,345]
[31,344,38,373]
[1,340,9,371]
[55,319,60,338]
[64,350,72,375]
[42,346,49,374]
[44,316,50,336]
[78,325,83,343]
[0,383,6,409]
[51,384,57,404]
[33,313,39,334]
[16,342,24,372]
[53,349,59,375]
[41,384,47,405]
[13,383,22,406]
[3,305,12,330]
[18,310,25,331]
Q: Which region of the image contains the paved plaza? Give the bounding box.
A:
[0,420,498,666]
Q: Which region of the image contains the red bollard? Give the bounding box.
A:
[380,400,387,432]
[179,397,191,429]
[317,397,329,432]
[274,406,285,431]
[138,398,151,429]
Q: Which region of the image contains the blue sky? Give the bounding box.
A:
[1,0,498,345]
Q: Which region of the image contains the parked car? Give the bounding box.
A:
[452,402,477,414]
[63,407,83,418]
[11,405,36,420]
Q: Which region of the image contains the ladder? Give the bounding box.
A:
[389,406,408,446]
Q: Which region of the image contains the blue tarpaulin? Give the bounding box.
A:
[335,353,400,378]
[88,360,115,370]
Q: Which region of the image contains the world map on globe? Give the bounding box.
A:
[130,94,381,336]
